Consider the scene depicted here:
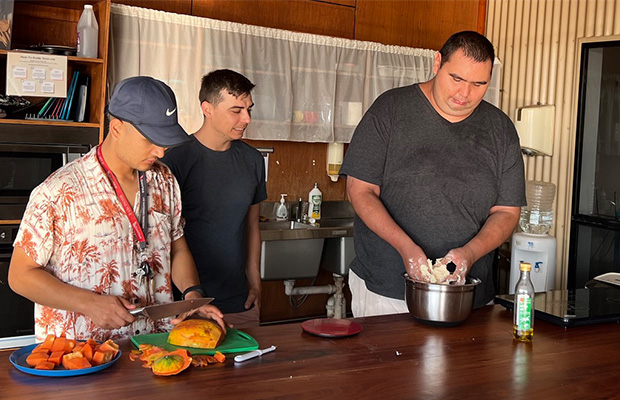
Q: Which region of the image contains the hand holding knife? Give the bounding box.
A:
[234,345,277,363]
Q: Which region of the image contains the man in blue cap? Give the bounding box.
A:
[9,76,226,342]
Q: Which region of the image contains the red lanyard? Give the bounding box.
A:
[96,145,148,251]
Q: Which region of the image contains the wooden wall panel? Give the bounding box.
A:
[246,140,347,202]
[114,0,192,14]
[191,0,356,39]
[355,0,484,50]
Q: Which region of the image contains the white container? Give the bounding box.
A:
[308,183,322,220]
[514,105,555,156]
[77,5,99,58]
[509,232,556,294]
[326,142,344,182]
[276,194,288,220]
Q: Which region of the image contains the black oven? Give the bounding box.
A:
[0,224,36,348]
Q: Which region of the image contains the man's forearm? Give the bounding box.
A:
[170,237,202,294]
[462,206,521,264]
[246,204,262,293]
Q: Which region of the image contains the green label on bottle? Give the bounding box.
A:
[516,295,532,330]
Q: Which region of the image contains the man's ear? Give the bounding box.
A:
[200,100,213,119]
[432,52,442,75]
[108,118,124,140]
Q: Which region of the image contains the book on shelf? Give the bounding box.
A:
[26,72,90,122]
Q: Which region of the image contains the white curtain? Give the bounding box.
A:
[109,4,500,143]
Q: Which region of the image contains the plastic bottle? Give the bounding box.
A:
[519,180,556,235]
[77,5,99,58]
[513,262,535,342]
[276,194,288,220]
[308,183,322,220]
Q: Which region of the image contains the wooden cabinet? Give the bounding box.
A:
[1,0,110,144]
[355,0,485,50]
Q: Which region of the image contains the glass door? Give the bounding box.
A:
[569,40,620,289]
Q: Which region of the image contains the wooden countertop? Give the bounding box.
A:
[2,305,620,399]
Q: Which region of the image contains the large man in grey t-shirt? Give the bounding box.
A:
[340,31,526,316]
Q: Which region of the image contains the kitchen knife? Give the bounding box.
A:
[130,298,214,321]
[234,345,277,363]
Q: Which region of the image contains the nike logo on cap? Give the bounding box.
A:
[166,108,176,116]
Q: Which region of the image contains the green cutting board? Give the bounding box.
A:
[131,328,259,355]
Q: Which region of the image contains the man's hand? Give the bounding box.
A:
[441,248,475,285]
[244,287,261,310]
[83,295,137,330]
[403,247,429,282]
[171,304,228,333]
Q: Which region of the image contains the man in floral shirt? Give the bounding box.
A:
[9,76,226,341]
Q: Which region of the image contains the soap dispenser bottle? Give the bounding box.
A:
[308,183,322,221]
[276,194,288,220]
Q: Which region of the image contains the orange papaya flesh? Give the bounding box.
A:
[26,352,49,367]
[34,361,56,370]
[98,339,120,357]
[40,334,56,350]
[50,337,66,352]
[91,350,115,366]
[213,351,226,363]
[48,351,65,366]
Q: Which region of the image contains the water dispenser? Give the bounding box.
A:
[509,181,557,293]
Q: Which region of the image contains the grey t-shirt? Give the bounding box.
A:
[340,84,526,308]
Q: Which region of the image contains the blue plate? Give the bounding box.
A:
[9,343,121,377]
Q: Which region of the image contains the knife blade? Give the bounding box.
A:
[130,298,214,321]
[234,345,277,363]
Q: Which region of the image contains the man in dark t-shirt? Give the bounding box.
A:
[340,31,526,316]
[162,70,267,327]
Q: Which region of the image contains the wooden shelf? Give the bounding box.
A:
[0,118,99,128]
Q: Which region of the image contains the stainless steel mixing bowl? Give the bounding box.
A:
[403,274,481,327]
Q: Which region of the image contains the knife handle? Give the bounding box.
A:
[234,345,277,363]
[129,307,145,316]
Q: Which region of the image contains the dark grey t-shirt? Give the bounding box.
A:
[162,137,267,313]
[340,84,526,308]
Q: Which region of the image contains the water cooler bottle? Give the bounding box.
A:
[509,181,557,294]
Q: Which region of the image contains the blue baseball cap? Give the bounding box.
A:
[108,76,190,148]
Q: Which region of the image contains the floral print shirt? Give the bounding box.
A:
[14,148,184,341]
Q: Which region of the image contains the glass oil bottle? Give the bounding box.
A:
[513,262,535,342]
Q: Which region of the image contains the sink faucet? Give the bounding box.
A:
[296,198,308,223]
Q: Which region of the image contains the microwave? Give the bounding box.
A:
[0,127,97,221]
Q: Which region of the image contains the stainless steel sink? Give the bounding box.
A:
[258,201,356,280]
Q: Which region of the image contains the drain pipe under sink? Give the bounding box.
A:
[284,274,346,318]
